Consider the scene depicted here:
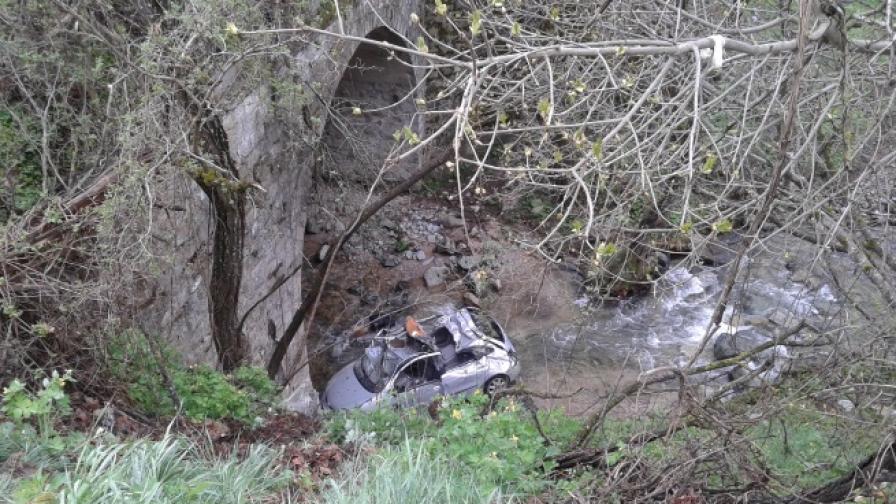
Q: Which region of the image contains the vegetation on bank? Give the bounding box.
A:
[1,358,892,503]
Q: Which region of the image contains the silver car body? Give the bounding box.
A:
[321,307,520,411]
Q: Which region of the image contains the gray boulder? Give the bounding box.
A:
[380,256,400,268]
[424,266,449,288]
[457,255,481,272]
[713,330,765,361]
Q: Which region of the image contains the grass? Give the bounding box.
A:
[0,427,294,504]
[746,405,882,492]
[321,440,510,503]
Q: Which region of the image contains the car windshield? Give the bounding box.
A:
[353,345,402,393]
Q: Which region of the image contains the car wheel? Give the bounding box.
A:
[484,375,509,396]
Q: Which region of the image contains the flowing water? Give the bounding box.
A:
[518,260,841,380]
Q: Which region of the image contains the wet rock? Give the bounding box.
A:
[441,214,465,228]
[424,266,449,288]
[463,292,481,307]
[381,218,399,231]
[713,330,765,361]
[436,240,458,255]
[414,250,426,261]
[764,307,794,327]
[791,269,824,290]
[317,244,330,262]
[305,218,324,235]
[380,256,400,268]
[457,255,481,272]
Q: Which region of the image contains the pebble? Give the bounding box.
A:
[317,244,330,262]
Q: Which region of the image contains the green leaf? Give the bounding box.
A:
[402,127,420,145]
[497,110,509,126]
[435,0,448,16]
[511,21,521,37]
[596,242,618,256]
[537,98,552,122]
[701,153,718,174]
[470,10,482,36]
[416,36,429,53]
[713,218,733,233]
[549,6,560,21]
[592,139,603,160]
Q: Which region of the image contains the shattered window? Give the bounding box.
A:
[354,346,402,393]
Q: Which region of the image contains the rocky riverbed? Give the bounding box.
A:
[302,184,874,416]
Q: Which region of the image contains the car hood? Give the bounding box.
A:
[323,364,375,410]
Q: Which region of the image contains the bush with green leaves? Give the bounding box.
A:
[0,109,42,221]
[1,370,72,439]
[1,370,87,469]
[103,329,279,424]
[326,391,582,498]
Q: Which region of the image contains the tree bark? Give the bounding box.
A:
[192,112,247,372]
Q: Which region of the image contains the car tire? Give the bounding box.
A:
[484,375,509,396]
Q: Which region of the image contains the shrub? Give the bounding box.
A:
[1,370,72,439]
[103,329,279,424]
[325,392,583,498]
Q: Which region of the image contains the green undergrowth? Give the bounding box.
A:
[746,404,883,491]
[0,431,293,504]
[1,370,294,503]
[104,329,280,425]
[2,362,888,503]
[326,392,575,498]
[323,388,887,502]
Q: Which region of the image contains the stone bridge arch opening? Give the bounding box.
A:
[320,26,420,184]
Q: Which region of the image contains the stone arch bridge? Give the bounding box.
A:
[143,0,425,413]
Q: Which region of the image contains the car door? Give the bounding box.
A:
[440,346,493,396]
[381,354,443,408]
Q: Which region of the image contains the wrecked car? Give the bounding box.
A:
[321,307,520,411]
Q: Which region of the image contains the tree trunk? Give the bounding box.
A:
[192,112,247,372]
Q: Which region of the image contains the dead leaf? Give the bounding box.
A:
[405,316,425,338]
